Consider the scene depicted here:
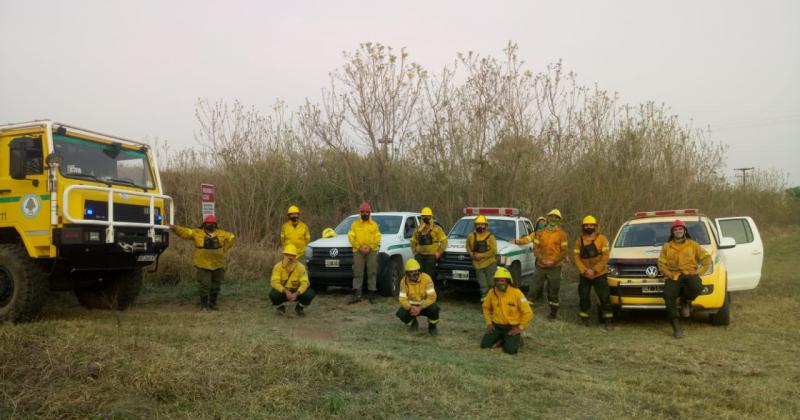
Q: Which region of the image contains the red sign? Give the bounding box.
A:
[201,183,215,218]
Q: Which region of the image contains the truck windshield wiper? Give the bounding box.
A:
[66,173,110,186]
[108,178,148,191]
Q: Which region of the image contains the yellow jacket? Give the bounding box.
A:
[657,239,711,281]
[482,286,533,329]
[270,259,310,294]
[573,234,610,278]
[467,231,497,269]
[281,221,311,255]
[527,228,568,268]
[410,223,448,255]
[348,218,381,252]
[398,273,437,309]
[173,226,236,270]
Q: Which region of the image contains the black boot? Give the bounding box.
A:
[428,323,438,337]
[208,292,219,310]
[367,291,377,304]
[275,304,286,315]
[671,318,684,339]
[407,318,419,334]
[581,317,590,326]
[295,304,305,317]
[348,290,362,304]
[548,306,558,320]
[200,295,209,310]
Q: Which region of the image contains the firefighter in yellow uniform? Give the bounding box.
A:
[396,259,440,336]
[281,205,311,263]
[658,219,711,338]
[513,209,568,319]
[573,215,613,327]
[480,267,533,355]
[269,244,316,316]
[410,207,447,282]
[467,215,497,301]
[348,202,382,304]
[172,214,236,310]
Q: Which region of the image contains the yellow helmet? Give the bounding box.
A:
[322,227,337,238]
[287,205,300,215]
[547,209,563,219]
[405,258,421,272]
[474,215,489,225]
[421,207,433,216]
[494,267,513,280]
[582,215,598,225]
[282,244,299,256]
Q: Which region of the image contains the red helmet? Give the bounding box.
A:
[203,214,217,224]
[671,219,687,229]
[359,202,371,213]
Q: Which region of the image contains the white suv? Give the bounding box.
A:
[437,208,537,289]
[306,212,421,296]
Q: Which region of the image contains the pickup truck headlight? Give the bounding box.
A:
[153,234,162,243]
[305,246,313,260]
[497,255,509,266]
[703,262,713,276]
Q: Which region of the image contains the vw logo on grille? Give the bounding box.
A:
[329,248,339,258]
[645,266,659,278]
[458,254,467,261]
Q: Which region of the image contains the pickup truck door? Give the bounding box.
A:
[715,217,764,291]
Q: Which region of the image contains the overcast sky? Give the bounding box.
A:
[1,0,798,185]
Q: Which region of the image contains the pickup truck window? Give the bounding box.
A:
[718,219,754,244]
[334,215,403,235]
[615,221,711,247]
[448,219,516,242]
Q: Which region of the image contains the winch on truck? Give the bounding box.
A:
[0,120,173,322]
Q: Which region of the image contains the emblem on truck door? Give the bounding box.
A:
[21,194,41,219]
[645,266,659,278]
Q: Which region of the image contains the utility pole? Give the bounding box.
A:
[734,167,754,187]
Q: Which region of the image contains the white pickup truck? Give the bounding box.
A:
[436,207,537,289]
[305,212,421,296]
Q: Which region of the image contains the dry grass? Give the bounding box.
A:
[1,231,798,419]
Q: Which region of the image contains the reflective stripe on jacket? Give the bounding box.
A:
[398,273,437,309]
[572,234,610,278]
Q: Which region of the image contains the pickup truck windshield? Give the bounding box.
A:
[334,215,403,235]
[53,134,155,189]
[615,221,711,247]
[448,219,516,242]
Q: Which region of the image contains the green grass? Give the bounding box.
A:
[2,233,799,419]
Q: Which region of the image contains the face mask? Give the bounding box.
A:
[407,272,420,283]
[548,219,559,228]
[495,283,508,292]
[422,217,432,224]
[673,231,685,239]
[205,224,217,233]
[361,213,370,221]
[289,216,299,222]
[583,227,595,235]
[536,223,546,231]
[476,227,486,233]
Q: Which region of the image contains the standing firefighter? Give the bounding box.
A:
[280,205,311,263]
[348,202,382,304]
[480,267,533,355]
[515,209,568,319]
[172,215,236,310]
[658,220,711,338]
[269,244,316,316]
[573,215,613,327]
[396,258,440,336]
[467,215,497,301]
[410,207,447,282]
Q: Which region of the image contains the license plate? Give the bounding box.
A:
[325,259,340,268]
[642,285,664,293]
[452,269,470,280]
[137,254,157,262]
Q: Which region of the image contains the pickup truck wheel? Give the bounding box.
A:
[510,262,524,291]
[709,292,731,326]
[378,257,403,297]
[0,244,48,323]
[75,269,143,310]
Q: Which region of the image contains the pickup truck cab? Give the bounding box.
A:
[306,212,421,296]
[437,207,537,289]
[607,209,764,325]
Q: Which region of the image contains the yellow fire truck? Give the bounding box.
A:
[0,120,172,322]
